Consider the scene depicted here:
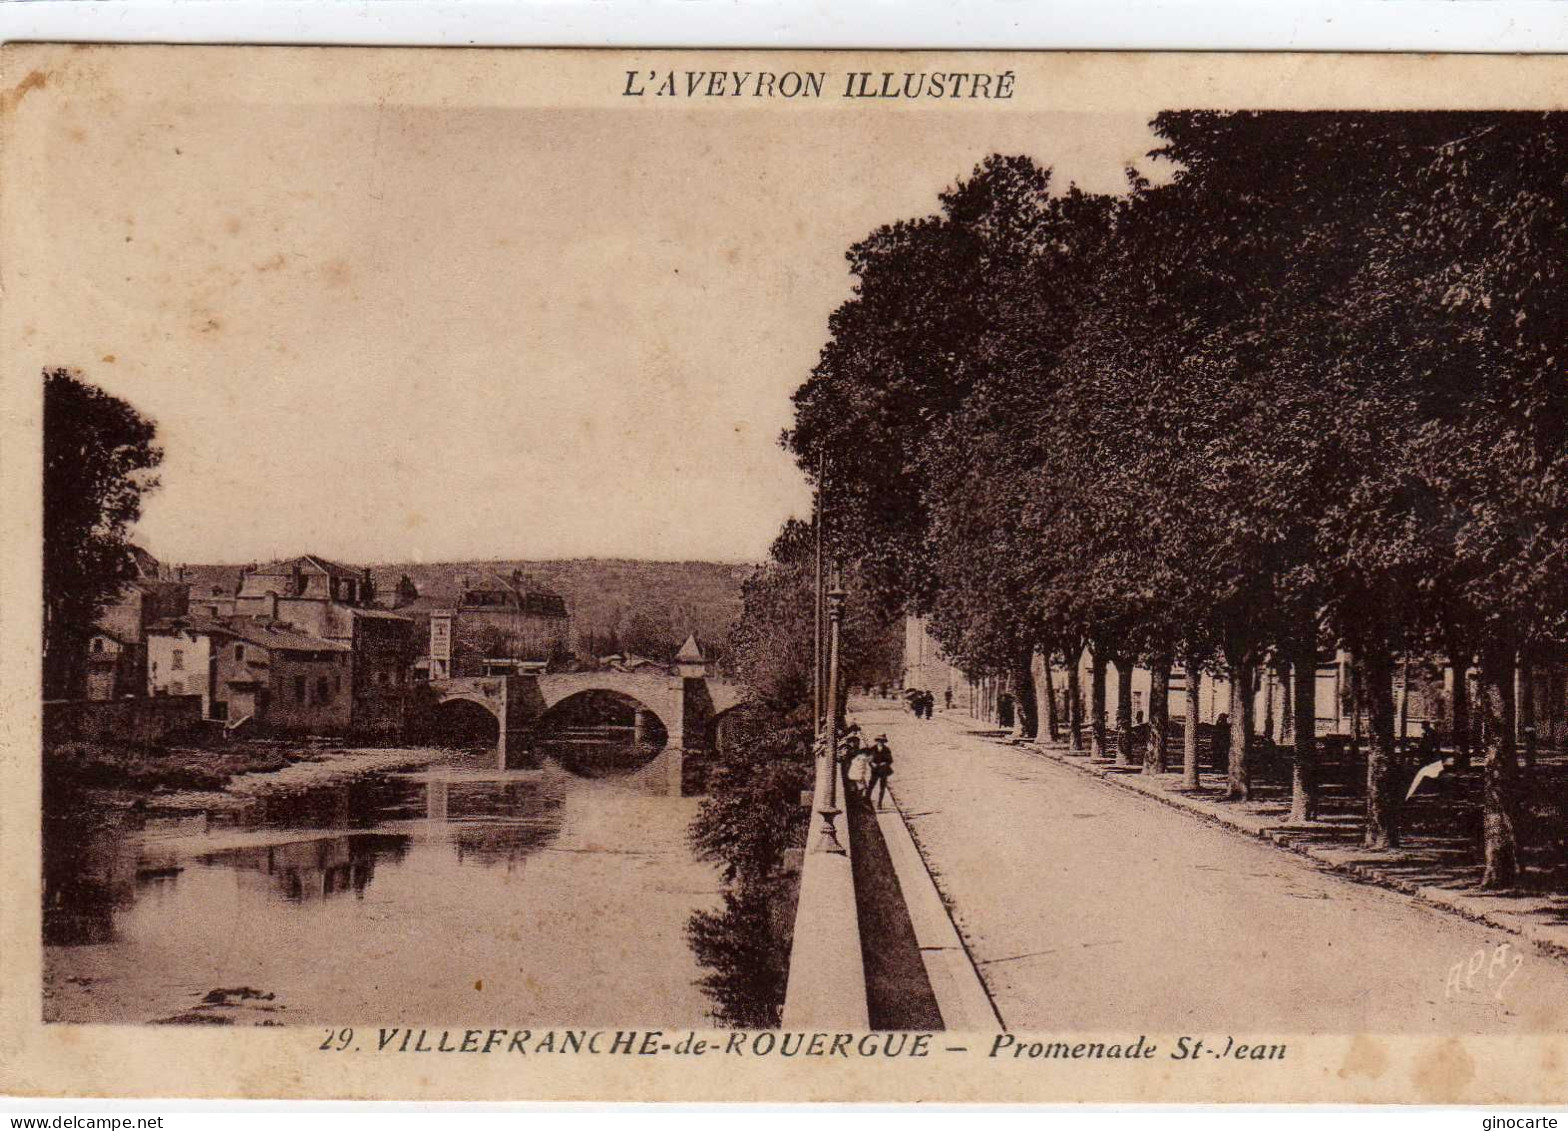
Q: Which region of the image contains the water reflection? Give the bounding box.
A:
[45,771,568,944]
[534,724,664,779]
[43,750,720,1026]
[196,833,409,902]
[42,811,140,946]
[421,775,566,867]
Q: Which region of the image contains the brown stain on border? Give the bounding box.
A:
[1337,1034,1389,1081]
[1,70,49,115]
[1411,1037,1477,1103]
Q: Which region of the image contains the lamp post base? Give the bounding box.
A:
[814,805,846,855]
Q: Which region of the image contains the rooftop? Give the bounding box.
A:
[247,554,366,580]
[676,634,707,664]
[348,606,412,621]
[148,615,350,654]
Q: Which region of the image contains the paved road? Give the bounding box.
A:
[852,702,1568,1034]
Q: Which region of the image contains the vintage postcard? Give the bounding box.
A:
[3,44,1568,1104]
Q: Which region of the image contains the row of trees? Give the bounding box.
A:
[781,112,1568,889]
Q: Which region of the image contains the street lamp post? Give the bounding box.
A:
[813,456,825,741]
[815,573,847,854]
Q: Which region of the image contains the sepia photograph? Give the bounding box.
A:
[3,43,1568,1105]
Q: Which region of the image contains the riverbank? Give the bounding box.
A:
[151,745,452,813]
[47,739,451,815]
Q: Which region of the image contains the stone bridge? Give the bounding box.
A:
[425,636,746,793]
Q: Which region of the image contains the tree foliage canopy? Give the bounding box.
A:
[42,368,162,698]
[770,112,1568,886]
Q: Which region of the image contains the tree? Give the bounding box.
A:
[787,156,1112,618]
[728,520,901,710]
[687,705,814,1027]
[42,369,162,699]
[1348,114,1568,883]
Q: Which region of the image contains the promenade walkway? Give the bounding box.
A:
[852,701,1568,1034]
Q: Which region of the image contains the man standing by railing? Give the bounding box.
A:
[869,733,895,810]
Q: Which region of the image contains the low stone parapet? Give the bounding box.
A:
[44,696,204,745]
[781,759,870,1029]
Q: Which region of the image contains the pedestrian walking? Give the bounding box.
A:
[869,734,895,809]
[944,687,953,711]
[848,743,873,799]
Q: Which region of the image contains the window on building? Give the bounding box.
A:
[294,675,306,701]
[235,644,245,662]
[91,639,103,654]
[172,650,184,671]
[334,675,342,694]
[317,676,331,703]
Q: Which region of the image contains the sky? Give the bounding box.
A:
[11,53,1164,565]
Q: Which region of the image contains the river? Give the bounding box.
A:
[43,728,724,1027]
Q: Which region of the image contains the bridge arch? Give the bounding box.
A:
[427,696,501,746]
[419,664,750,792]
[530,688,670,779]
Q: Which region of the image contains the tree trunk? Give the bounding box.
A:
[1398,654,1411,746]
[1226,657,1254,800]
[1262,665,1276,744]
[1115,657,1135,766]
[1478,643,1520,889]
[1182,665,1202,790]
[1090,650,1108,759]
[1519,650,1536,769]
[1281,662,1295,745]
[1067,648,1085,752]
[1014,651,1039,740]
[1289,647,1318,823]
[1036,648,1061,742]
[1363,643,1400,849]
[1448,644,1472,769]
[1145,657,1171,775]
[1349,652,1364,748]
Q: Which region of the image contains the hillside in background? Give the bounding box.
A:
[179,558,753,667]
